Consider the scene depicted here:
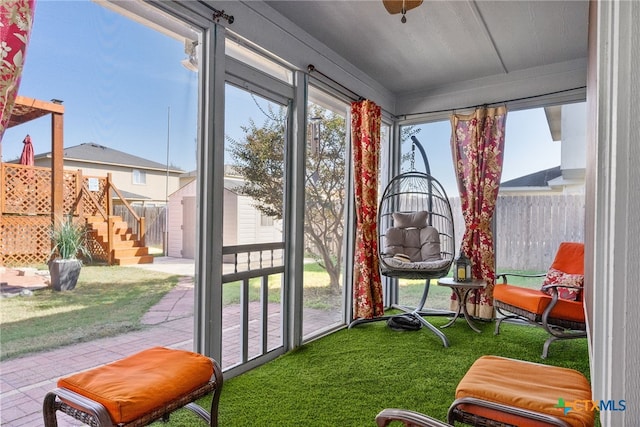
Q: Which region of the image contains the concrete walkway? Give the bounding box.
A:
[0,258,336,426]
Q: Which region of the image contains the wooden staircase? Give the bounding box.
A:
[87,216,154,265]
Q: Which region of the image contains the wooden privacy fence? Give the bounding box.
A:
[449,194,585,272]
[115,205,165,249]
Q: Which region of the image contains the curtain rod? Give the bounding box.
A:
[397,86,587,120]
[211,7,234,24]
[307,65,364,102]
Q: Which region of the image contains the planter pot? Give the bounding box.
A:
[49,259,82,291]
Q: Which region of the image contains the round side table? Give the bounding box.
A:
[437,278,486,333]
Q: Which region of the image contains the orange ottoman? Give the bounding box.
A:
[43,347,223,427]
[448,355,594,427]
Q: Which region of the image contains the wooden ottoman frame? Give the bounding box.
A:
[43,347,223,427]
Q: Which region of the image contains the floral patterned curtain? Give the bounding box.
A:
[0,0,36,141]
[351,99,383,319]
[450,106,507,319]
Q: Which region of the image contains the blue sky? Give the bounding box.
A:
[1,0,561,191]
[2,0,199,170]
[405,108,561,195]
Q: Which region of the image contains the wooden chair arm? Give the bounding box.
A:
[376,408,452,427]
[540,283,583,292]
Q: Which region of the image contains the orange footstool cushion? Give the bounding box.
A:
[455,355,594,427]
[57,347,214,424]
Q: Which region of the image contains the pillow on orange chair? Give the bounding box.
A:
[540,267,583,301]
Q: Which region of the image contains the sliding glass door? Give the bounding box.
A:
[221,83,288,371]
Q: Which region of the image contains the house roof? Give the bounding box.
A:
[224,178,245,194]
[500,166,562,188]
[34,142,184,173]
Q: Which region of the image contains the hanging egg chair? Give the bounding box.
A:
[378,171,455,280]
[349,137,456,347]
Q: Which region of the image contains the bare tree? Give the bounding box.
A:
[228,105,345,293]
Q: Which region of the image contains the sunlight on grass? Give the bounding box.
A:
[222,262,339,308]
[0,262,545,362]
[0,266,179,360]
[5,302,88,322]
[166,319,591,427]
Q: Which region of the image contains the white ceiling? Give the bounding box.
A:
[263,0,589,97]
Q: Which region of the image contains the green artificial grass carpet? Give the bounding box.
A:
[160,317,590,426]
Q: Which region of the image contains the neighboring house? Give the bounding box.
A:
[500,103,586,195]
[32,142,184,206]
[500,166,564,195]
[167,172,282,259]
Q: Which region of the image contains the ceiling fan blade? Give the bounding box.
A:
[382,0,424,15]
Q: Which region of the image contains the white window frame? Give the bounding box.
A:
[132,169,146,185]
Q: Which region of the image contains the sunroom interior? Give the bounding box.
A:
[49,0,639,425]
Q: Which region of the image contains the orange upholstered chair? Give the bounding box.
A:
[493,242,586,358]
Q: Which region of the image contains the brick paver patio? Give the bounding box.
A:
[0,263,339,426]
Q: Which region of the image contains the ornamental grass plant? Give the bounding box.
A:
[49,216,91,261]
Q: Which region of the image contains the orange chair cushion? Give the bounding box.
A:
[550,242,584,275]
[57,347,214,424]
[455,355,594,427]
[494,283,585,323]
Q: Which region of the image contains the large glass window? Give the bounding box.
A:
[496,102,586,281]
[397,120,458,311]
[396,102,586,309]
[0,0,199,364]
[302,86,349,338]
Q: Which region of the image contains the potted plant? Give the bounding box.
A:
[49,216,91,291]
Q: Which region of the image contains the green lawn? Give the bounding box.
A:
[1,263,545,361]
[164,317,592,426]
[0,266,180,360]
[0,262,340,361]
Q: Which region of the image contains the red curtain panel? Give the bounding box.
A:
[0,0,36,141]
[451,106,507,319]
[351,99,383,319]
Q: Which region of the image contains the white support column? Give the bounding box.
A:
[589,0,640,424]
[195,23,226,361]
[284,70,307,349]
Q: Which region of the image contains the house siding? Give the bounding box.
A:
[168,180,281,259]
[167,181,194,258]
[234,195,281,245]
[223,188,238,245]
[33,158,181,203]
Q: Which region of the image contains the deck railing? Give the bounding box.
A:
[0,162,145,266]
[221,242,286,377]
